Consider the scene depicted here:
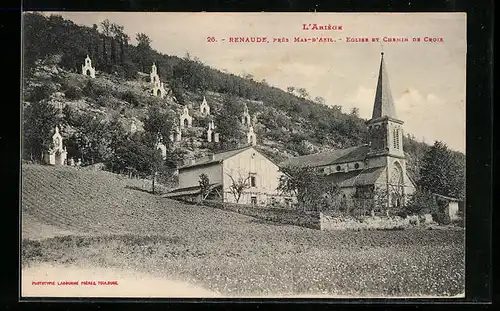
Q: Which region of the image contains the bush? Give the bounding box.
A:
[64,85,83,100]
[26,84,54,102]
[432,211,451,225]
[120,90,141,107]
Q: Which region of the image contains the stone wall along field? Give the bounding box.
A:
[320,213,435,231]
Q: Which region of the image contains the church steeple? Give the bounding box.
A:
[371,52,398,120]
[366,53,405,159]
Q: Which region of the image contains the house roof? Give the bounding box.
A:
[432,193,461,202]
[326,166,385,187]
[279,145,370,168]
[164,182,222,198]
[178,146,254,170]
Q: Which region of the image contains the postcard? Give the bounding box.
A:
[21,12,466,299]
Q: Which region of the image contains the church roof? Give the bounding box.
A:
[178,146,254,170]
[279,145,370,168]
[326,166,385,187]
[371,53,398,120]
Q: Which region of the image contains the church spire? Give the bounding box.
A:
[371,52,397,120]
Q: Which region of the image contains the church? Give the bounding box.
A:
[280,53,416,210]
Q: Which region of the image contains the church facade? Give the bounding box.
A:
[280,53,416,211]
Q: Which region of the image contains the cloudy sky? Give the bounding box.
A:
[38,12,466,152]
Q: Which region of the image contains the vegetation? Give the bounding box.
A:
[22,12,465,201]
[21,165,465,297]
[198,173,211,201]
[419,141,465,200]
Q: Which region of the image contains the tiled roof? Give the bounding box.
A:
[326,166,385,187]
[178,146,253,170]
[279,145,369,168]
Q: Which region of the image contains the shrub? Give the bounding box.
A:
[120,90,141,107]
[64,85,83,100]
[26,84,54,102]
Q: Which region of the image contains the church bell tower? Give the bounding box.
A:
[366,53,410,208]
[366,52,405,159]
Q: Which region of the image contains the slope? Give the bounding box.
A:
[21,164,264,240]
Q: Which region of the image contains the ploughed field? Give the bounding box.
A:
[22,165,465,297]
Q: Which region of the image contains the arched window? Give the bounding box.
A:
[354,163,360,169]
[336,165,341,172]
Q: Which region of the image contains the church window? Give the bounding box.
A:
[396,129,401,149]
[393,129,398,149]
[336,165,341,172]
[354,163,360,169]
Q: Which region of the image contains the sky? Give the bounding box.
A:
[36,12,466,152]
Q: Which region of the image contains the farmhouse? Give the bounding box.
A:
[165,146,294,206]
[280,52,416,210]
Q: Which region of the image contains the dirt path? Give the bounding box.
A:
[21,263,222,298]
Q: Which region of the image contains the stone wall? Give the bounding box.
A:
[319,213,434,231]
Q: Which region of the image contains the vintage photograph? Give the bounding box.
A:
[21,12,466,298]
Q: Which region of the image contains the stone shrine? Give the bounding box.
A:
[247,126,257,146]
[200,96,210,116]
[44,126,68,165]
[180,106,193,128]
[155,134,167,160]
[206,120,220,143]
[81,55,96,78]
[152,79,166,98]
[241,103,251,126]
[150,63,160,86]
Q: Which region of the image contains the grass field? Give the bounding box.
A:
[21,164,465,297]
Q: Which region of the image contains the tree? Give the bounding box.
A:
[406,189,438,215]
[71,114,109,165]
[243,73,254,81]
[135,33,152,72]
[296,87,309,99]
[143,104,176,193]
[419,141,465,199]
[226,172,251,203]
[22,100,59,162]
[277,165,328,212]
[314,96,325,105]
[214,95,246,149]
[199,173,211,201]
[350,107,360,117]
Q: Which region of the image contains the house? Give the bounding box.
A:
[165,146,295,207]
[432,193,463,221]
[280,52,417,212]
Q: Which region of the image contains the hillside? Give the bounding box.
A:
[21,164,263,240]
[22,12,465,196]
